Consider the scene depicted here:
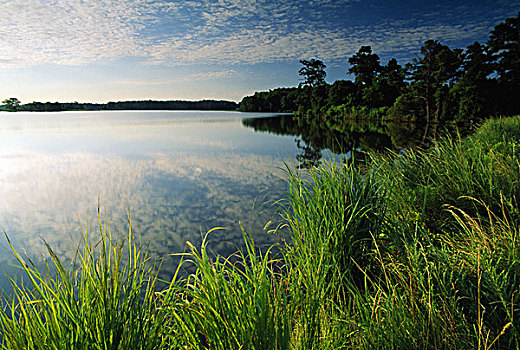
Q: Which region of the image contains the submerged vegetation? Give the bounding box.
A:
[1,115,519,348]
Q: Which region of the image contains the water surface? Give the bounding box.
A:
[0,111,296,284]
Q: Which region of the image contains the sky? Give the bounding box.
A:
[0,0,519,103]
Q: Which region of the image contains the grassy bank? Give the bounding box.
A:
[1,117,519,349]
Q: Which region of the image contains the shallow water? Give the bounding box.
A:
[0,110,297,286]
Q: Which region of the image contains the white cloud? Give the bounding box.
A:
[0,0,152,67]
[146,20,493,66]
[0,0,363,67]
[0,0,517,69]
[141,1,517,66]
[109,69,235,86]
[190,69,236,79]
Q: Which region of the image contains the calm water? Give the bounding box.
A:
[0,111,297,285]
[0,110,456,288]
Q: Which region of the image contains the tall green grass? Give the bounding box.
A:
[0,116,519,349]
[162,228,293,349]
[0,213,176,349]
[276,159,387,348]
[372,118,520,235]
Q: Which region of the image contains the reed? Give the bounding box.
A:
[162,227,294,349]
[0,212,176,349]
[372,119,520,236]
[276,159,388,348]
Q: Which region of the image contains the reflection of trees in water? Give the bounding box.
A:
[243,114,471,166]
[295,139,321,169]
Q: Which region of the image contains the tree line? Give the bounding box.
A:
[1,98,238,112]
[239,12,520,124]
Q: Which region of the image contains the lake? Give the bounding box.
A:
[0,110,301,286]
[0,110,457,287]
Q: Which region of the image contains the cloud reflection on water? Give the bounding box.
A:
[0,126,290,281]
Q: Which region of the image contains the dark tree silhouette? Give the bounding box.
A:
[2,97,21,111]
[298,59,327,87]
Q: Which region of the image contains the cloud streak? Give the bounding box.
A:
[110,69,235,87]
[0,0,518,69]
[147,21,495,65]
[0,0,150,67]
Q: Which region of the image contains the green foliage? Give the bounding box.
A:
[471,116,520,145]
[387,93,422,121]
[374,116,520,235]
[0,214,175,349]
[2,98,21,111]
[164,229,293,349]
[364,58,407,108]
[5,100,238,112]
[280,159,387,289]
[298,59,327,88]
[238,87,299,112]
[277,117,520,347]
[488,12,520,85]
[240,12,520,125]
[327,80,356,107]
[454,40,495,123]
[322,105,388,122]
[406,40,463,123]
[348,46,381,87]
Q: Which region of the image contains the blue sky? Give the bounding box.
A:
[0,0,518,103]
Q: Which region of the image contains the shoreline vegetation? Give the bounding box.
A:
[1,115,519,348]
[0,99,238,112]
[238,12,520,128]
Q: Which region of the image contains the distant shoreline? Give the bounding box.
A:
[0,99,239,112]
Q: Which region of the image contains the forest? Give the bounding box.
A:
[239,12,520,125]
[0,99,238,112]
